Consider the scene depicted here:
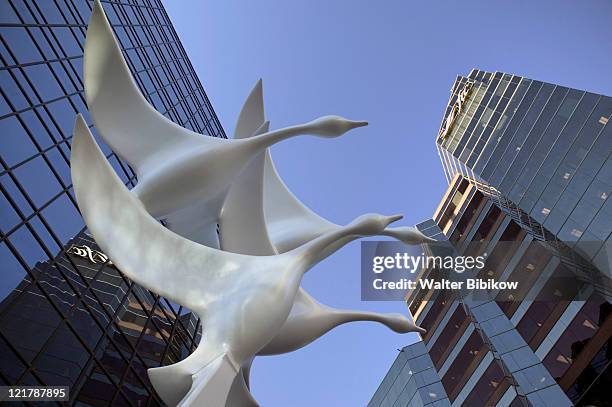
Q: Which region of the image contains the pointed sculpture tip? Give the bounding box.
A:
[71,114,91,164]
[252,78,263,94]
[73,114,95,143]
[89,0,108,31]
[249,77,264,110]
[344,119,368,131]
[387,214,403,223]
[73,113,87,135]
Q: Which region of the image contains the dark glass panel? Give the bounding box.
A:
[1,115,38,167]
[1,27,41,64]
[450,192,485,242]
[496,241,552,317]
[419,290,453,339]
[462,360,508,406]
[543,297,609,379]
[480,81,542,180]
[441,330,487,400]
[429,305,468,368]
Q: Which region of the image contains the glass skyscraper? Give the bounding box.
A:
[370,70,611,407]
[0,0,224,404]
[437,69,611,280]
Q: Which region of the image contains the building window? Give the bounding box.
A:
[471,204,503,244]
[496,241,552,318]
[462,360,510,406]
[441,330,487,401]
[420,290,453,340]
[450,191,485,242]
[429,305,469,368]
[479,221,526,281]
[543,297,610,381]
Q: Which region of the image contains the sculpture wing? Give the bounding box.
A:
[263,150,338,253]
[220,123,277,255]
[263,152,435,251]
[218,84,422,361]
[226,76,338,252]
[84,0,216,178]
[233,79,265,141]
[71,115,242,312]
[220,78,276,255]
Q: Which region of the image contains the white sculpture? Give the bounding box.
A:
[216,81,430,405]
[84,0,431,251]
[71,117,405,406]
[225,79,435,252]
[77,2,429,405]
[84,0,367,247]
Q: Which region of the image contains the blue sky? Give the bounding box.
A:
[161,1,612,405]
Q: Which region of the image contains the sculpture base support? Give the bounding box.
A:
[178,353,240,407]
[148,363,192,406]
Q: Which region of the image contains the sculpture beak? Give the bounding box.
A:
[387,214,403,223]
[347,120,368,129]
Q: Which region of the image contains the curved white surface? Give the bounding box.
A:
[233,79,265,141]
[259,289,423,356]
[81,3,429,405]
[262,149,435,249]
[222,75,428,353]
[85,0,367,248]
[219,122,276,256]
[71,115,404,406]
[217,79,427,405]
[84,0,207,177]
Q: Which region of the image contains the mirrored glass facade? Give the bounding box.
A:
[372,70,611,407]
[1,0,225,404]
[436,70,611,280]
[372,176,611,406]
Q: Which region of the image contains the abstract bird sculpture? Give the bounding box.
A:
[71,117,405,406]
[75,2,429,405]
[215,81,430,405]
[84,0,367,247]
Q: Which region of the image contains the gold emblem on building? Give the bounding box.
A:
[67,244,113,266]
[439,81,474,140]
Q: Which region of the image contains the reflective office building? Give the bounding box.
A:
[437,69,611,281]
[0,1,224,404]
[0,232,201,405]
[370,71,611,407]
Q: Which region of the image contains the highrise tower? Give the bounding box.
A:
[0,1,225,404]
[370,70,611,407]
